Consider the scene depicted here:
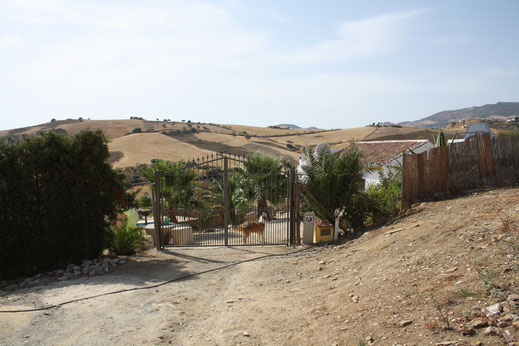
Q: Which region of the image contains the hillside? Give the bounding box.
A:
[2,187,519,344]
[400,102,519,128]
[1,119,440,168]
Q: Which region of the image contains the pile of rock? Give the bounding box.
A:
[56,257,127,281]
[2,257,128,291]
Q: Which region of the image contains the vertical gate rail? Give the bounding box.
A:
[223,156,229,246]
[153,170,162,250]
[289,168,296,245]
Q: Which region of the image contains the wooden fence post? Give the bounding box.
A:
[401,151,410,209]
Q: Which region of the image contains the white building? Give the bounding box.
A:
[356,140,434,186]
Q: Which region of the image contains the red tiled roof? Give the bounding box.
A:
[356,140,430,166]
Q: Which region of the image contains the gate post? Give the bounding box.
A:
[153,170,162,250]
[223,157,229,246]
[289,168,296,245]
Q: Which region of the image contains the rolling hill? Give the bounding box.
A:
[400,101,519,128]
[1,119,442,168]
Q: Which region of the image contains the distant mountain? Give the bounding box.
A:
[274,124,301,129]
[400,102,519,128]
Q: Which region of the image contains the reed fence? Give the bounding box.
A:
[402,134,519,208]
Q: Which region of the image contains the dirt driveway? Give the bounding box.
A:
[0,246,313,345]
[2,187,519,345]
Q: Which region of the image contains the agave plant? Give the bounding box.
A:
[433,131,447,147]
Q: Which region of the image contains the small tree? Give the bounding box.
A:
[238,152,288,219]
[300,145,368,229]
[141,159,199,222]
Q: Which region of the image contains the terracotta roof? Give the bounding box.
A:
[356,140,430,166]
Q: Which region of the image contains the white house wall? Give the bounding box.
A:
[364,141,434,188]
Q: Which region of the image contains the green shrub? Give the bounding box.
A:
[105,209,146,255]
[363,167,402,224]
[0,130,132,279]
[137,193,152,208]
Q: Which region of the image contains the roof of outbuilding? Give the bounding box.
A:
[356,140,431,166]
[464,122,495,139]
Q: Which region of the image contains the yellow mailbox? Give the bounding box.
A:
[314,220,334,243]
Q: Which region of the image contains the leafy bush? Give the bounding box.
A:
[0,130,132,279]
[363,166,402,224]
[105,209,146,256]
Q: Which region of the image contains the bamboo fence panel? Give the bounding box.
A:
[402,134,519,207]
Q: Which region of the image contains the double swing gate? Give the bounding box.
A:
[151,153,299,248]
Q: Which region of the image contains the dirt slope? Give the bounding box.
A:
[2,187,519,345]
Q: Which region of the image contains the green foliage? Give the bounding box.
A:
[137,193,152,208]
[141,159,199,219]
[0,130,132,279]
[105,209,146,256]
[478,268,505,298]
[208,171,252,225]
[132,128,142,133]
[364,166,402,223]
[237,152,288,218]
[433,131,447,147]
[300,146,366,228]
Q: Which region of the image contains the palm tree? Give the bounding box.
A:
[299,145,366,228]
[207,170,251,225]
[141,159,199,222]
[238,152,289,219]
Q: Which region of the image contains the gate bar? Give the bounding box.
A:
[223,157,229,246]
[154,170,162,249]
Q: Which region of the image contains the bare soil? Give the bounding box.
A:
[2,187,519,345]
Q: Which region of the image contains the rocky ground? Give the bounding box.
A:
[1,187,519,345]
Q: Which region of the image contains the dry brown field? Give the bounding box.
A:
[1,119,459,168]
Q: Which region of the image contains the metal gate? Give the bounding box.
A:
[151,153,298,248]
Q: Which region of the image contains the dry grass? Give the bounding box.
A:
[222,124,306,136]
[108,133,213,168]
[278,127,377,148]
[2,120,443,167]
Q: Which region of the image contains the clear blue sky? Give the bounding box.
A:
[1,0,518,130]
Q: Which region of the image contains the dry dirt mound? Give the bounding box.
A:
[2,189,518,345]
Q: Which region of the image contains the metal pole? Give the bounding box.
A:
[151,183,158,249]
[289,168,295,245]
[154,170,162,249]
[295,173,300,245]
[223,157,229,246]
